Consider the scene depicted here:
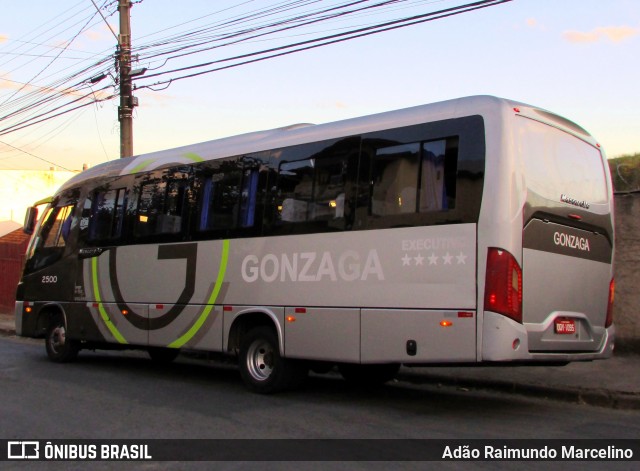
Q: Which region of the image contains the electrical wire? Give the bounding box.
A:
[0,0,513,166]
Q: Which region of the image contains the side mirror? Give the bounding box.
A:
[24,206,38,235]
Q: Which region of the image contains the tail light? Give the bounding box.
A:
[484,248,523,323]
[605,278,615,328]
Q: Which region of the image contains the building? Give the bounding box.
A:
[0,229,30,312]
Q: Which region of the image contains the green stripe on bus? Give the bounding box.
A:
[91,257,128,344]
[184,152,204,162]
[129,159,153,174]
[168,239,230,349]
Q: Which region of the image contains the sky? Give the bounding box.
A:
[0,0,639,173]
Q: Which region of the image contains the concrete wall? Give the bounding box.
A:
[614,192,640,352]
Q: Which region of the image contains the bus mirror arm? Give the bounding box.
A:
[23,207,38,235]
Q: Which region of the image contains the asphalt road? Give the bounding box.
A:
[1,335,638,470]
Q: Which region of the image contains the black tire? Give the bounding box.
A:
[338,363,400,387]
[45,316,79,363]
[238,326,307,394]
[148,347,180,364]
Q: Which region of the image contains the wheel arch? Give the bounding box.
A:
[35,303,67,338]
[226,308,284,355]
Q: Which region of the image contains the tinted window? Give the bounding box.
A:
[196,157,264,237]
[270,137,359,234]
[363,116,484,229]
[89,188,126,241]
[372,143,420,216]
[134,169,193,241]
[420,138,458,212]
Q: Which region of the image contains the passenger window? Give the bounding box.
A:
[89,188,126,241]
[134,170,192,240]
[420,138,458,212]
[372,143,420,216]
[270,137,357,234]
[136,180,169,237]
[239,168,259,228]
[311,155,346,223]
[198,169,243,232]
[277,159,314,223]
[367,136,460,227]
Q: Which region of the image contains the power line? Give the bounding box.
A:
[136,0,511,87]
[0,139,74,171]
[0,0,513,152]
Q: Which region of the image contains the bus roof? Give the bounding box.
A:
[59,95,597,193]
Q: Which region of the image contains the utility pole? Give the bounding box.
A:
[118,0,135,158]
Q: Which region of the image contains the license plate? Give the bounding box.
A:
[555,318,576,335]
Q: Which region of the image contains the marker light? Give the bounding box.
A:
[605,278,615,328]
[440,320,453,327]
[329,200,337,208]
[286,316,296,323]
[484,248,523,323]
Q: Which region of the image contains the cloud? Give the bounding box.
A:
[0,75,21,91]
[523,18,545,31]
[563,25,639,44]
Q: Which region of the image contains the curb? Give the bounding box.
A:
[0,325,14,336]
[397,371,640,411]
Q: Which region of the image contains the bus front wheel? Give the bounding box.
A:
[238,326,307,394]
[45,316,79,363]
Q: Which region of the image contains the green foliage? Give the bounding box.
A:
[608,153,640,193]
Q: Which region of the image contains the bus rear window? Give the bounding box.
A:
[518,118,608,205]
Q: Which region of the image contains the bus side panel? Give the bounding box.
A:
[148,304,223,350]
[223,225,477,310]
[64,302,108,342]
[86,303,149,346]
[285,307,360,362]
[361,309,476,363]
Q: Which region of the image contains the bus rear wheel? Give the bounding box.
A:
[238,326,307,394]
[45,316,79,363]
[338,363,400,387]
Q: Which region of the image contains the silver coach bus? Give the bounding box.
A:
[16,96,615,393]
